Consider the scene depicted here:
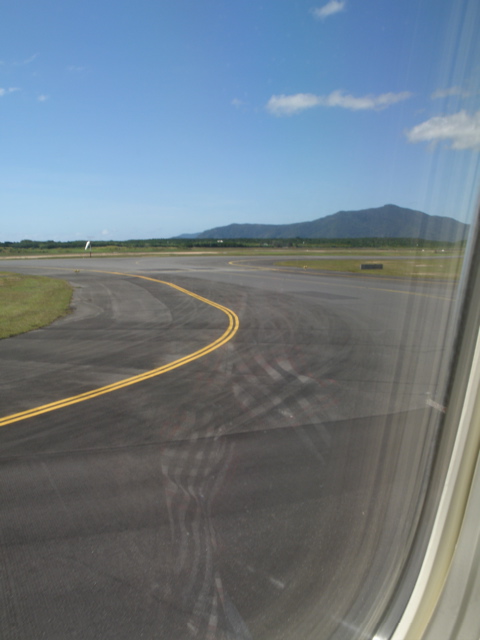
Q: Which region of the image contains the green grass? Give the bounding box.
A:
[274,256,464,279]
[0,272,73,339]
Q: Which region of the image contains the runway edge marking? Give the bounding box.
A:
[0,271,240,428]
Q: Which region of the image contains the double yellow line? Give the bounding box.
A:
[0,271,240,428]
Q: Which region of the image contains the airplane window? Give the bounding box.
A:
[0,0,479,639]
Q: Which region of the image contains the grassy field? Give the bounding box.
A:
[274,255,464,279]
[0,272,73,339]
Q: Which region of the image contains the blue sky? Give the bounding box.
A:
[1,0,480,241]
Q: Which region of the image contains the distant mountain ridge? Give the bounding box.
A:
[179,205,468,242]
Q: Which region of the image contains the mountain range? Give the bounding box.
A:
[177,205,468,242]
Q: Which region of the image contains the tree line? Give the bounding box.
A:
[0,237,466,252]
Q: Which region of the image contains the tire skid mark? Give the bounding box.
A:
[159,412,248,639]
[228,347,342,438]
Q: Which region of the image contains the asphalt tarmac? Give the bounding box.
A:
[0,256,459,639]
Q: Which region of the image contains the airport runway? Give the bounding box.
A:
[0,256,460,639]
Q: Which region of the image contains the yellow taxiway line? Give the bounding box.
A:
[0,271,240,428]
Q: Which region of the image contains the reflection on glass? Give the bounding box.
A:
[0,0,479,638]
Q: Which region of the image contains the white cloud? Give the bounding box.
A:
[406,110,480,150]
[313,0,346,20]
[324,90,412,110]
[266,90,412,116]
[0,87,20,97]
[23,53,38,65]
[231,98,245,108]
[37,94,48,102]
[13,53,39,66]
[431,86,471,100]
[266,93,320,116]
